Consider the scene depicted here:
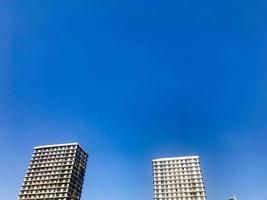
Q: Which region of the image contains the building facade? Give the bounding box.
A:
[18,143,88,200]
[152,156,207,200]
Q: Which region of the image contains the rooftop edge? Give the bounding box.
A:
[152,155,199,162]
[34,142,79,150]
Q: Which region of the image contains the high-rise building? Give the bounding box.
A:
[229,196,236,200]
[18,143,88,200]
[152,156,207,200]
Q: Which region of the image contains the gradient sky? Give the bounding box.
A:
[0,0,266,200]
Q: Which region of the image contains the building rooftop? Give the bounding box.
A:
[152,155,199,162]
[34,142,79,149]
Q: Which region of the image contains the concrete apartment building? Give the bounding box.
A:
[18,143,88,200]
[152,156,207,200]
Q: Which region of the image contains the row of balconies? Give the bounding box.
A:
[154,184,204,189]
[25,174,71,180]
[154,197,206,200]
[34,150,76,155]
[20,188,68,195]
[153,168,201,173]
[24,175,71,182]
[153,171,201,176]
[153,185,205,190]
[153,180,204,186]
[154,196,206,200]
[154,188,205,193]
[153,167,200,171]
[27,163,85,172]
[22,181,79,191]
[25,171,83,183]
[154,183,204,187]
[19,193,68,199]
[153,175,201,180]
[22,178,82,190]
[153,162,200,168]
[26,165,73,174]
[33,151,87,161]
[19,198,68,200]
[29,162,75,169]
[155,198,205,200]
[32,153,76,159]
[153,175,202,180]
[26,170,71,177]
[23,179,70,186]
[35,146,77,152]
[153,177,202,182]
[155,198,206,200]
[30,159,74,165]
[31,156,75,162]
[21,184,68,190]
[154,192,205,197]
[153,164,200,169]
[154,180,204,184]
[154,173,201,177]
[153,168,200,172]
[31,153,87,162]
[153,160,199,165]
[34,145,87,156]
[153,170,201,175]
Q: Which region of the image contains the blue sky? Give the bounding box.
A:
[0,0,266,200]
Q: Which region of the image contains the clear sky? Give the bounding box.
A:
[0,0,266,200]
